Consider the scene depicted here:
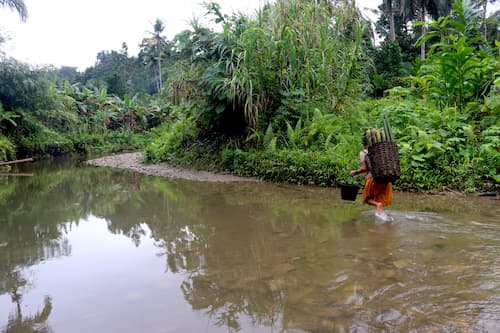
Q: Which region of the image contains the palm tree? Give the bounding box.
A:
[4,295,53,333]
[384,0,397,41]
[473,0,497,39]
[141,18,168,93]
[398,0,453,59]
[0,0,28,21]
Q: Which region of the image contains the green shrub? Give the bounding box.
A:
[0,135,15,161]
[72,130,147,156]
[367,96,499,192]
[221,148,353,187]
[18,127,72,156]
[144,116,197,162]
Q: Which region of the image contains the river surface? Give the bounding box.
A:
[1,157,499,333]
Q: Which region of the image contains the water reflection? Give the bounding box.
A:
[3,295,52,333]
[0,158,499,332]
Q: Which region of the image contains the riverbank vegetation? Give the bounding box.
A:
[0,0,498,193]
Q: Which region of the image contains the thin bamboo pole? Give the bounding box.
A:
[0,158,35,166]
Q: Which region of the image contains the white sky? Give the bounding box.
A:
[0,0,385,70]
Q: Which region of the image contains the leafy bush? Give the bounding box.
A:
[416,0,498,115]
[370,96,498,192]
[144,116,197,162]
[18,127,72,156]
[72,130,147,156]
[221,148,356,187]
[0,135,15,162]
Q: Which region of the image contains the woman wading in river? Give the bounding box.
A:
[350,134,392,220]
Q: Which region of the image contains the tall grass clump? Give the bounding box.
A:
[198,0,372,135]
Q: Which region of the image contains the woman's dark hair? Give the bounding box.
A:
[361,134,368,145]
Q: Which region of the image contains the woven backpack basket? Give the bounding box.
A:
[368,141,401,184]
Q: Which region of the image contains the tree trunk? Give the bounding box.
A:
[386,0,396,42]
[421,6,426,60]
[158,57,163,93]
[482,0,487,40]
[389,4,396,41]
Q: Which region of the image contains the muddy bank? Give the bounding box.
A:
[87,152,259,183]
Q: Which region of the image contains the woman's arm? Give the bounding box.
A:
[350,160,368,176]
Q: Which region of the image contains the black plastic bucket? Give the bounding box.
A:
[340,184,360,201]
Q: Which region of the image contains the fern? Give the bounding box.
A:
[263,122,274,147]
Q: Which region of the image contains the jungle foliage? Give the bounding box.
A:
[0,58,170,157]
[0,0,498,192]
[142,0,498,192]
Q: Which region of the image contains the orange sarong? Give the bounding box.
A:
[362,177,393,206]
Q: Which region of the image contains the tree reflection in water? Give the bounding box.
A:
[3,294,53,333]
[0,164,415,331]
[2,159,498,332]
[1,243,60,333]
[0,161,77,332]
[110,179,351,331]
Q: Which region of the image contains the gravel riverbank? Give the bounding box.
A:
[87,152,259,183]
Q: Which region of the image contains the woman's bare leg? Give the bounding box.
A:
[367,199,384,214]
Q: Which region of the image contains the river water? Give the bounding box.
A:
[1,157,499,332]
